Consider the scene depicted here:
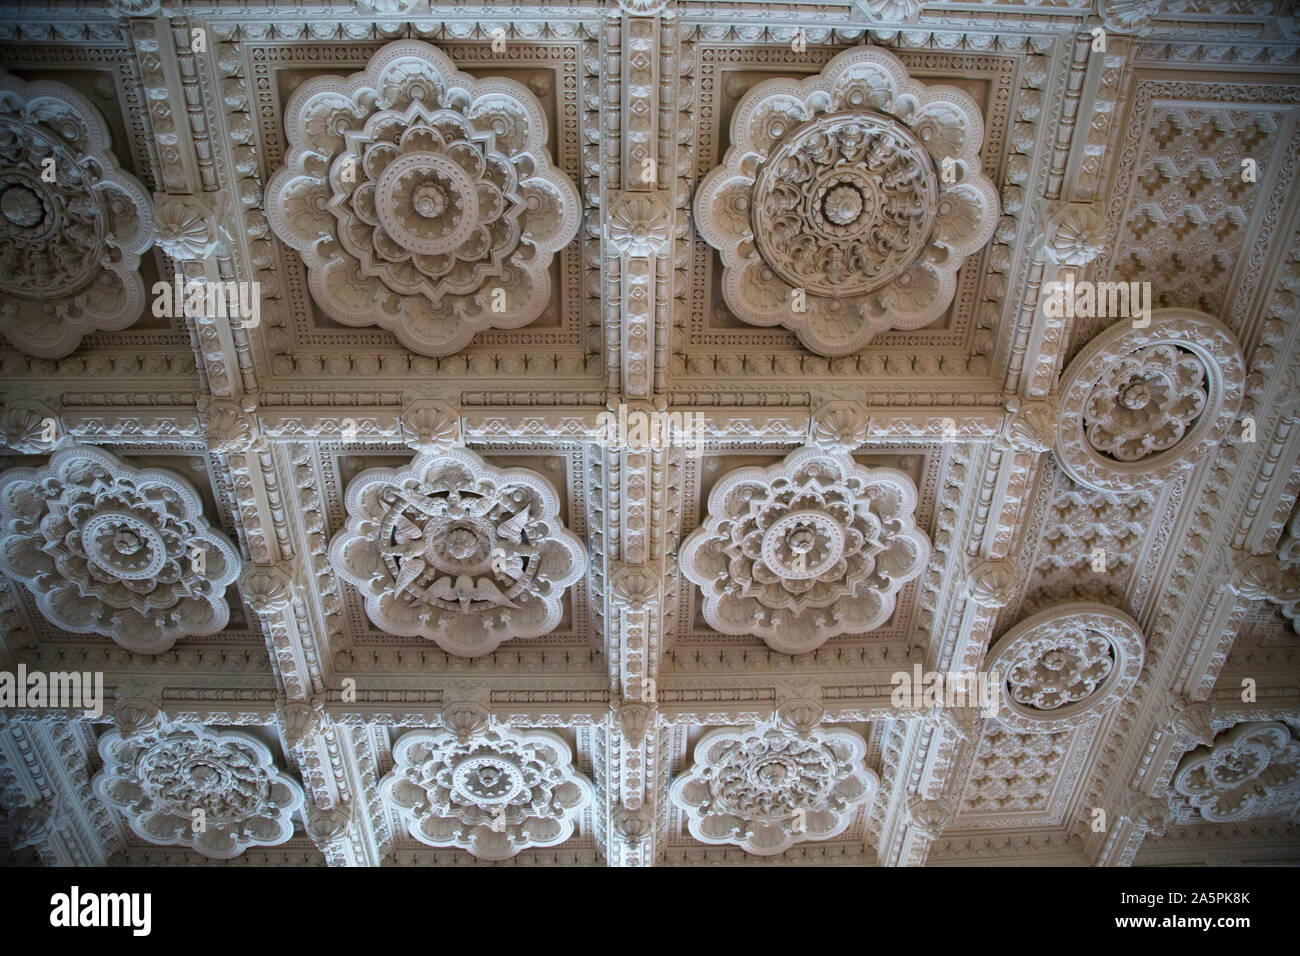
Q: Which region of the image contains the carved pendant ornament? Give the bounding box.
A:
[0,445,241,654]
[266,41,579,356]
[329,447,585,656]
[0,73,153,358]
[380,727,593,860]
[680,447,929,654]
[694,47,997,355]
[1054,309,1244,492]
[1172,722,1300,823]
[670,722,877,856]
[984,603,1145,733]
[93,724,305,859]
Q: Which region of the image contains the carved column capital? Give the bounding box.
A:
[203,399,260,454]
[776,698,824,736]
[617,701,653,746]
[1000,396,1059,453]
[277,696,327,752]
[907,797,956,839]
[113,683,166,741]
[0,401,63,454]
[611,564,661,611]
[441,701,490,743]
[607,192,672,257]
[1162,695,1216,749]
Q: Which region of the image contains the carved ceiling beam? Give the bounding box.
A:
[0,721,118,866]
[276,697,381,866]
[605,6,680,860]
[1075,288,1300,864]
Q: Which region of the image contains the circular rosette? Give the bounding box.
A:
[0,446,240,654]
[329,447,585,656]
[0,75,153,358]
[381,728,593,860]
[680,447,929,654]
[670,723,876,856]
[93,726,304,860]
[266,40,579,356]
[984,603,1145,733]
[693,45,996,356]
[1055,309,1244,492]
[1172,722,1300,823]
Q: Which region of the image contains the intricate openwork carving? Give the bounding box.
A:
[1173,722,1300,823]
[681,447,928,654]
[380,727,593,860]
[93,725,305,859]
[0,446,241,654]
[694,47,997,355]
[984,603,1145,733]
[670,722,877,856]
[266,40,579,356]
[1055,309,1244,492]
[0,74,153,358]
[329,448,585,656]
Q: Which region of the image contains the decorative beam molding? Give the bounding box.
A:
[1093,787,1171,866]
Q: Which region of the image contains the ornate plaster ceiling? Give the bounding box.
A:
[0,0,1298,869]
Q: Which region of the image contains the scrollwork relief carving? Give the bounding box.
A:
[670,721,877,856]
[680,447,929,654]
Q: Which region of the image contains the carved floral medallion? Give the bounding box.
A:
[1173,722,1300,823]
[329,447,585,656]
[1055,309,1244,492]
[984,603,1145,733]
[266,40,579,356]
[670,722,877,856]
[93,724,305,859]
[680,447,929,653]
[0,445,241,654]
[694,47,997,355]
[380,727,593,860]
[0,74,153,358]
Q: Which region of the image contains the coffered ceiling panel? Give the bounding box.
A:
[0,0,1298,870]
